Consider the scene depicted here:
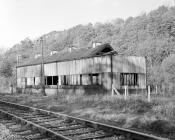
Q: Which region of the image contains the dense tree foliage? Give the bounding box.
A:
[0,60,13,78]
[1,5,175,93]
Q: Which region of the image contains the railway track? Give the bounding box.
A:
[0,100,168,140]
[0,116,53,140]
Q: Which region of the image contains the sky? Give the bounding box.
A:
[0,0,174,49]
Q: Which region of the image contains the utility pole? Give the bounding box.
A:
[40,37,46,96]
[16,55,19,94]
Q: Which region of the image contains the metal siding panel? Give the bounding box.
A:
[75,60,80,74]
[112,56,122,73]
[44,63,57,76]
[36,65,41,77]
[89,58,93,73]
[62,62,65,75]
[138,74,146,89]
[127,56,146,73]
[97,57,102,73]
[61,62,65,75]
[123,57,129,72]
[57,62,63,75]
[65,62,68,75]
[65,61,68,75]
[35,77,41,85]
[86,58,92,74]
[26,66,30,77]
[113,72,120,89]
[86,58,90,73]
[59,62,63,75]
[82,59,86,74]
[106,55,111,72]
[94,57,99,73]
[68,61,71,75]
[17,68,22,78]
[113,56,146,73]
[74,60,78,75]
[17,78,21,87]
[69,61,71,75]
[70,61,73,75]
[24,65,41,77]
[101,56,106,72]
[73,60,76,75]
[82,59,85,74]
[80,59,83,74]
[140,57,146,73]
[91,57,95,73]
[57,62,60,75]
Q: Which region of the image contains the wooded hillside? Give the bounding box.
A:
[1,5,175,93]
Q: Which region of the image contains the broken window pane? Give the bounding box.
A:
[53,76,58,85]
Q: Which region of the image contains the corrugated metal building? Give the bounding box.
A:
[17,44,146,95]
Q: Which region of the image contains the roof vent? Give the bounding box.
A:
[50,51,58,55]
[92,42,102,48]
[69,46,78,53]
[34,54,41,59]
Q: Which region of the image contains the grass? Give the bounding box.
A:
[0,123,18,140]
[0,93,175,139]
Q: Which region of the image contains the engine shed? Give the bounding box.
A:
[17,43,146,95]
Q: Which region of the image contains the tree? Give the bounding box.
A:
[0,60,13,78]
[161,54,175,94]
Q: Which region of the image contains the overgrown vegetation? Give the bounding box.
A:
[0,5,175,93]
[0,93,174,139]
[0,123,18,140]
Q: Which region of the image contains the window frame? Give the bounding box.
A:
[120,73,138,86]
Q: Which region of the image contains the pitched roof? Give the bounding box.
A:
[18,43,116,67]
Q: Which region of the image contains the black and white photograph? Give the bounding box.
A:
[0,0,175,139]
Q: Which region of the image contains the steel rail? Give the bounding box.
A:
[0,100,169,140]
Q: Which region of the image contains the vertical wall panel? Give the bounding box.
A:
[44,63,57,76]
[35,77,41,85]
[70,61,73,75]
[113,55,146,73]
[94,57,99,73]
[138,74,146,89]
[17,78,21,88]
[17,65,41,78]
[75,60,80,74]
[27,77,34,85]
[106,55,111,72]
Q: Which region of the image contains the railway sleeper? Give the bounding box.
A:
[32,117,59,123]
[24,116,54,121]
[54,125,87,132]
[73,133,113,140]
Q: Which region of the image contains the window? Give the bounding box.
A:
[53,76,58,85]
[27,77,34,86]
[80,74,82,85]
[120,73,138,86]
[57,74,102,86]
[88,73,100,85]
[45,76,59,85]
[60,75,67,85]
[47,76,52,85]
[34,77,35,85]
[92,73,99,85]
